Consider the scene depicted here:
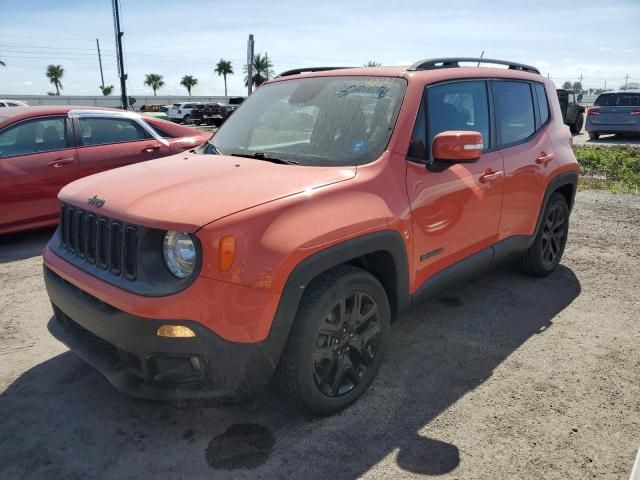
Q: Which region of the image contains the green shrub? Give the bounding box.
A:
[573,146,640,193]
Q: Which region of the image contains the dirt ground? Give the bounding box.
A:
[0,189,638,480]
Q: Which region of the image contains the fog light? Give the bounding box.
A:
[157,325,196,338]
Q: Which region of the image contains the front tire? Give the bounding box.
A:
[277,265,390,415]
[520,193,570,276]
[588,131,599,140]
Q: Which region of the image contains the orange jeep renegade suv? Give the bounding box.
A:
[44,58,578,415]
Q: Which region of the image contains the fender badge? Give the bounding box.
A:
[420,247,444,262]
[88,195,106,208]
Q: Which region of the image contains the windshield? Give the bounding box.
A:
[206,76,406,166]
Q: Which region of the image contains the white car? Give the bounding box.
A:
[0,100,29,107]
[167,102,201,124]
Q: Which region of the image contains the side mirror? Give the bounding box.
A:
[432,131,483,163]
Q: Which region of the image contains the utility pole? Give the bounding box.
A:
[624,74,630,90]
[112,0,128,110]
[96,38,105,91]
[247,34,254,96]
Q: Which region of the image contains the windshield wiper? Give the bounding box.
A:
[230,152,299,165]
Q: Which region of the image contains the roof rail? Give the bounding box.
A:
[408,57,540,74]
[276,67,357,78]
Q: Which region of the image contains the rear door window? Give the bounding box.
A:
[493,81,535,146]
[0,116,67,157]
[78,117,149,146]
[426,80,490,150]
[535,84,550,125]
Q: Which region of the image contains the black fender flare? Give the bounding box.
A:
[532,170,578,239]
[260,230,410,371]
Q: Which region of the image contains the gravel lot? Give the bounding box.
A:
[0,190,638,479]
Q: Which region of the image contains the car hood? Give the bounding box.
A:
[59,152,356,231]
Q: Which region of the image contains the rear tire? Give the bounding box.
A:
[520,193,570,276]
[183,114,191,125]
[570,113,584,134]
[277,265,390,415]
[588,131,599,140]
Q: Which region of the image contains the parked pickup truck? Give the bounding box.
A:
[188,104,209,125]
[202,97,245,126]
[557,89,585,134]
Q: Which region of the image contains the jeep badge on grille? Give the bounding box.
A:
[88,195,106,208]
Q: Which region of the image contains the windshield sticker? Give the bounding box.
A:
[351,140,368,152]
[337,84,389,99]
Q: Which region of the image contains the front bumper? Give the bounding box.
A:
[45,266,280,401]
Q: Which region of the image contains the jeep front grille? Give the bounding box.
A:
[60,204,138,280]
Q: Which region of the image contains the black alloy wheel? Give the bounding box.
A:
[312,291,382,397]
[277,265,390,415]
[520,192,570,276]
[540,202,566,269]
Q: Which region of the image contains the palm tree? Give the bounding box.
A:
[180,75,198,96]
[46,64,64,95]
[364,61,382,67]
[243,53,274,88]
[144,73,164,96]
[99,85,114,96]
[215,59,233,96]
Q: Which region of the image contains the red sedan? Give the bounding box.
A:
[0,106,210,234]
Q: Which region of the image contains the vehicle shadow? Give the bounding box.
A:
[0,227,55,264]
[0,265,581,479]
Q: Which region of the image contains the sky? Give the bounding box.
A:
[1,0,639,97]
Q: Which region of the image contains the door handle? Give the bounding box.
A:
[479,169,504,183]
[47,157,75,168]
[536,152,555,166]
[142,145,161,153]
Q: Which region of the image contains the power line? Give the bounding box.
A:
[0,43,104,51]
[0,50,116,58]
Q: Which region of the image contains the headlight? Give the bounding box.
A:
[163,231,196,278]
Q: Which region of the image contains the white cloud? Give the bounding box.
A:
[23,81,33,85]
[534,60,550,69]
